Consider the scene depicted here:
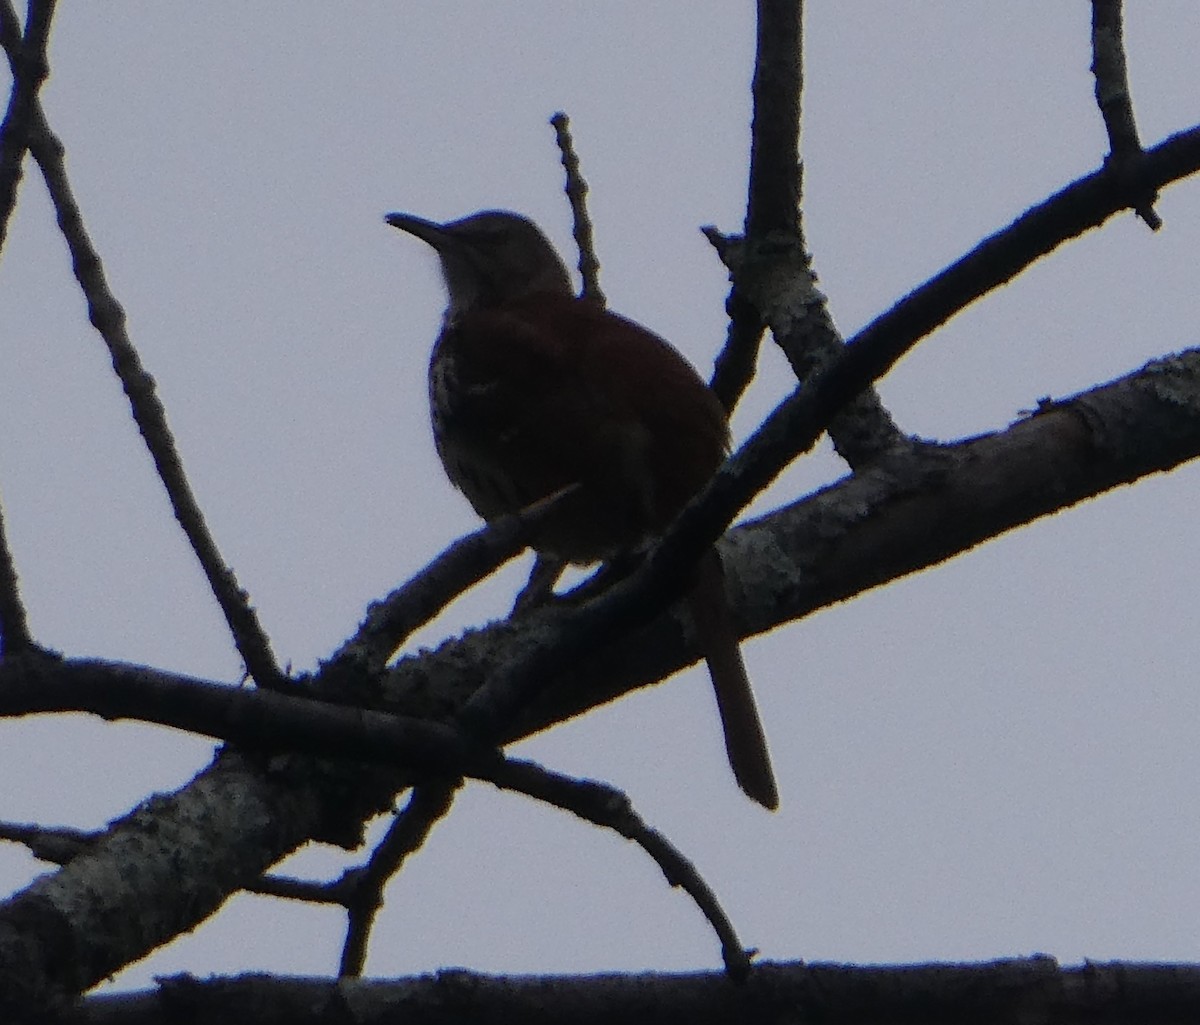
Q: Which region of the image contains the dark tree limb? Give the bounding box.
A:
[16,97,284,688]
[66,957,1200,1025]
[0,0,53,246]
[0,0,56,657]
[338,780,459,978]
[328,486,579,677]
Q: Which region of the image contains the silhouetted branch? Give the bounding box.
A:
[551,111,605,305]
[0,498,30,657]
[17,100,284,686]
[0,2,56,657]
[67,957,1200,1024]
[338,780,459,977]
[487,759,752,978]
[0,0,52,247]
[0,656,490,775]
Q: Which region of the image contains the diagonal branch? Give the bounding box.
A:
[328,486,578,677]
[23,102,284,689]
[337,780,459,978]
[0,0,53,249]
[0,496,30,657]
[0,1,57,656]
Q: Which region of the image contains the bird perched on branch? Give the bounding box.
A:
[387,208,777,810]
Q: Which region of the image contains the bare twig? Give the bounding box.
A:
[488,759,751,977]
[707,0,803,414]
[550,111,605,306]
[0,818,89,864]
[1091,0,1161,229]
[22,103,284,688]
[249,872,345,904]
[0,2,56,656]
[338,780,459,977]
[745,0,802,242]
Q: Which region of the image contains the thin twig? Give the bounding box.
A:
[24,103,284,688]
[488,759,752,978]
[550,111,605,306]
[338,780,459,977]
[0,2,55,655]
[0,708,744,972]
[1091,0,1161,229]
[0,819,89,864]
[247,873,346,905]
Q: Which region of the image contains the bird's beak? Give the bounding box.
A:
[385,212,450,251]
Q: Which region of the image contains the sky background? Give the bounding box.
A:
[2,2,1200,990]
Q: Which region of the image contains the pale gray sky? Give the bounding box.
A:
[2,3,1200,988]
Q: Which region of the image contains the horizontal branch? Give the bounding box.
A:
[72,956,1200,1024]
[0,656,490,774]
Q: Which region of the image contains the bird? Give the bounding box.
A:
[386,208,778,810]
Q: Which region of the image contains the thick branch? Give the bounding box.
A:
[69,957,1200,1025]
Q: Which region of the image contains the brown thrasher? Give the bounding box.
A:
[387,209,778,810]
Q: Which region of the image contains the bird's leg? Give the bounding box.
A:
[512,553,568,614]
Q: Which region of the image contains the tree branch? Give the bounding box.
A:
[20,100,284,688]
[550,111,604,305]
[68,957,1200,1025]
[337,780,459,978]
[0,0,56,657]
